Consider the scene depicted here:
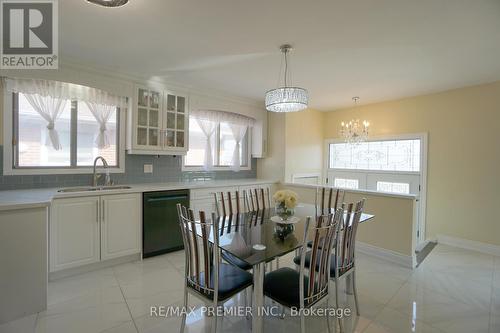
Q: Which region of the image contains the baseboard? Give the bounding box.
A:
[49,253,141,281]
[356,241,415,269]
[437,234,500,257]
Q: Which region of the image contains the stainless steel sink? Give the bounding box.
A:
[58,185,132,193]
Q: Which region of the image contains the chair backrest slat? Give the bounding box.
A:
[338,199,365,273]
[214,191,243,216]
[298,210,342,308]
[243,186,272,213]
[177,204,220,298]
[315,187,345,216]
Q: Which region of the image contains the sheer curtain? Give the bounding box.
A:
[229,124,248,171]
[84,102,116,149]
[22,93,67,150]
[5,77,127,150]
[196,118,217,171]
[191,109,255,171]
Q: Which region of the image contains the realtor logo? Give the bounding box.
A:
[1,0,58,69]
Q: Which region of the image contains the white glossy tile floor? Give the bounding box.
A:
[1,244,499,333]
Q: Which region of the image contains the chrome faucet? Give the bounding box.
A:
[92,156,111,187]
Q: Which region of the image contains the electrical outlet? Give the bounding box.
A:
[144,164,153,173]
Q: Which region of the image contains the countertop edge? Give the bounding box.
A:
[0,179,278,211]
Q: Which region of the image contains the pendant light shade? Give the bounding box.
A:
[265,44,308,113]
[87,0,129,7]
[265,87,308,112]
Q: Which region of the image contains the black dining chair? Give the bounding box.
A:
[213,191,254,272]
[176,204,253,333]
[263,210,343,333]
[294,199,365,332]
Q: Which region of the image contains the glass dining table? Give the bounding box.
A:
[197,203,374,333]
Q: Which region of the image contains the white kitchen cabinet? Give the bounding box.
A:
[50,193,141,272]
[50,196,100,272]
[128,84,189,155]
[101,194,141,261]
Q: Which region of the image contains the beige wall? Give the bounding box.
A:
[284,108,324,182]
[323,81,500,247]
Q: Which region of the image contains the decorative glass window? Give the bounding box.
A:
[376,181,410,194]
[334,178,359,189]
[329,139,420,172]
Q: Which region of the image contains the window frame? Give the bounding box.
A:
[323,132,428,245]
[3,90,126,175]
[182,118,252,171]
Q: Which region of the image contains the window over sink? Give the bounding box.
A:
[3,78,127,175]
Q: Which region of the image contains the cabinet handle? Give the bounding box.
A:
[96,200,99,223]
[102,200,105,222]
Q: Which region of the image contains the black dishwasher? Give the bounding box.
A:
[143,190,189,258]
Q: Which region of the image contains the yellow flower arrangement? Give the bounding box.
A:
[273,189,298,209]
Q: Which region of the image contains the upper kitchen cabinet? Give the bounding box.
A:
[127,85,189,155]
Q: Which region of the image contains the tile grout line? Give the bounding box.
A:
[112,267,140,333]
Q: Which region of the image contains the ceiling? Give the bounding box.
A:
[60,0,500,110]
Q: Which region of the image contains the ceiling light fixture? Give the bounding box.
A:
[265,44,308,113]
[86,0,129,8]
[340,97,370,144]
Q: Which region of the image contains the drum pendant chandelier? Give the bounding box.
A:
[265,44,308,113]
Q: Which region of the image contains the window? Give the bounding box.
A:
[13,93,120,169]
[376,181,410,194]
[329,139,420,172]
[326,136,424,196]
[334,178,359,189]
[184,115,250,169]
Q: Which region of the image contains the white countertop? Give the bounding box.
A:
[0,179,277,211]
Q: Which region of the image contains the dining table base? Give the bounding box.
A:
[252,262,265,333]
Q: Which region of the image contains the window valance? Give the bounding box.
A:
[190,109,255,127]
[4,78,128,108]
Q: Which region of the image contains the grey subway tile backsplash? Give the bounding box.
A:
[0,145,257,191]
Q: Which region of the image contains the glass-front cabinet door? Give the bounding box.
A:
[163,91,188,151]
[136,87,162,149]
[131,86,188,154]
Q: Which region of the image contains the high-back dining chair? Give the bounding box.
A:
[213,190,242,216]
[176,204,253,333]
[244,187,271,212]
[213,191,254,271]
[315,187,345,216]
[263,210,343,333]
[294,199,365,333]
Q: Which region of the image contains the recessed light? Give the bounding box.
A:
[86,0,129,8]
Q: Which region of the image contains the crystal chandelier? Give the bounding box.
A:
[265,44,308,112]
[340,97,370,144]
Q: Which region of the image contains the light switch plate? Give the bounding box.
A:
[144,164,153,173]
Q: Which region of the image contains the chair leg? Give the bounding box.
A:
[326,298,332,333]
[211,301,218,333]
[334,278,344,333]
[300,311,306,333]
[352,270,360,316]
[181,285,188,333]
